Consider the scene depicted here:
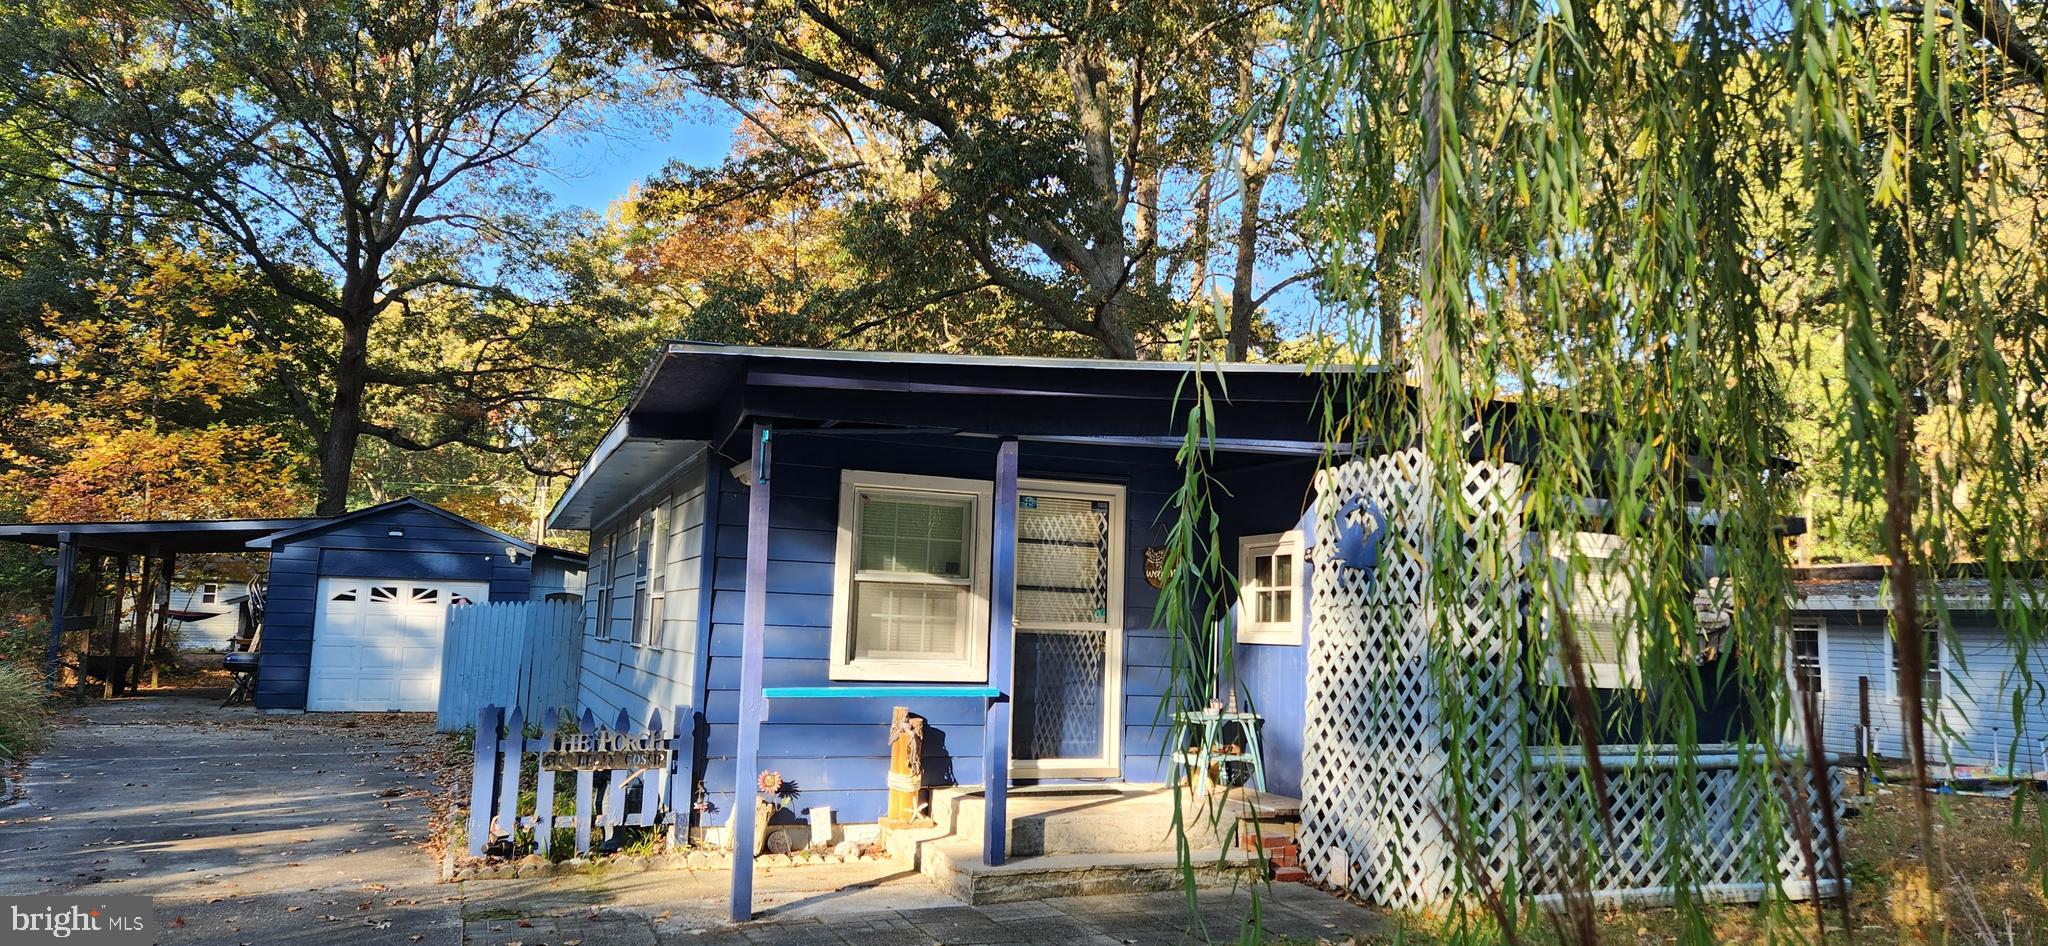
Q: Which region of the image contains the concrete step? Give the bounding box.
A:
[925,784,1195,856]
[918,839,1251,904]
[882,784,1258,904]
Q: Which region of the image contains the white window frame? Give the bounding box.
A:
[592,531,618,640]
[1787,616,1830,701]
[200,582,220,605]
[1883,621,1944,708]
[1236,531,1305,645]
[829,470,994,682]
[646,501,670,649]
[1544,531,1640,690]
[631,508,658,647]
[1011,478,1128,778]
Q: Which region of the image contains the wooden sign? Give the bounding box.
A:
[1143,546,1167,589]
[539,727,671,771]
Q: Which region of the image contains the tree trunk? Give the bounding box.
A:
[316,315,373,515]
[1228,170,1268,362]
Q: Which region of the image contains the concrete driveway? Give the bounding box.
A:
[0,688,460,946]
[0,689,1385,946]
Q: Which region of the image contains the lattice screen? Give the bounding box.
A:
[1299,450,1842,910]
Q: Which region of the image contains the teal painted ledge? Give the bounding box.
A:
[760,685,1002,700]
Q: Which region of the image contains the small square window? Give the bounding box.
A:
[200,582,220,605]
[1237,531,1305,645]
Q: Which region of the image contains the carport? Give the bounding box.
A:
[0,517,317,694]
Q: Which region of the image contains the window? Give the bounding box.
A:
[370,585,399,603]
[330,587,357,602]
[830,471,994,681]
[1237,532,1305,645]
[631,510,656,646]
[1886,622,1942,709]
[1789,617,1827,699]
[409,587,439,604]
[1546,532,1638,689]
[593,532,619,640]
[450,593,474,607]
[200,582,220,605]
[630,504,670,648]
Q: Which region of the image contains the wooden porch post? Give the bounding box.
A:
[104,553,129,698]
[42,533,75,690]
[982,438,1019,866]
[149,552,175,688]
[730,424,772,923]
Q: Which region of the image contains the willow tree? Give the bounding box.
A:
[1160,0,2048,941]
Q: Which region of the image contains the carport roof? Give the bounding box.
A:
[0,517,322,554]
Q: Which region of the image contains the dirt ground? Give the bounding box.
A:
[1347,776,2048,945]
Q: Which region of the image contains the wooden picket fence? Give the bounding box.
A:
[466,704,683,858]
[438,599,582,733]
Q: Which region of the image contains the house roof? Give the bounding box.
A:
[548,341,1793,532]
[549,342,1391,529]
[246,497,535,551]
[0,517,322,554]
[1791,563,2048,612]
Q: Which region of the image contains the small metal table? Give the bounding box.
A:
[1169,709,1266,793]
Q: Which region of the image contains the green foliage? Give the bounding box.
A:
[0,663,50,763]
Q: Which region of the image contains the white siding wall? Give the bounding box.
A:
[167,583,248,650]
[577,458,711,725]
[1810,613,2048,769]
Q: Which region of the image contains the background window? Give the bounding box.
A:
[1889,623,1941,708]
[1546,532,1638,689]
[1789,618,1826,698]
[1237,531,1304,644]
[200,582,219,604]
[830,471,993,681]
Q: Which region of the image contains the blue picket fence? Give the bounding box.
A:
[438,599,582,732]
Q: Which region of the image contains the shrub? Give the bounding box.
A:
[0,663,51,763]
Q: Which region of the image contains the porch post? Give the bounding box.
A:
[730,424,772,923]
[982,438,1018,866]
[42,532,75,690]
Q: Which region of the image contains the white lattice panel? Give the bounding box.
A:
[1300,451,1842,910]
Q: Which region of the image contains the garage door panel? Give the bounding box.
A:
[308,577,484,712]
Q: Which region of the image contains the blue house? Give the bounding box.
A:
[546,344,1340,886]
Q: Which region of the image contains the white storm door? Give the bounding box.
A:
[308,578,486,712]
[1010,480,1125,778]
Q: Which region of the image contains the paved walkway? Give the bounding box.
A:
[2,690,1387,945]
[466,885,1384,945]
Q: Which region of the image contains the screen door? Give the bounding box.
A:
[1010,480,1124,777]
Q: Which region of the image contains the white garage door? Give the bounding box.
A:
[309,578,487,712]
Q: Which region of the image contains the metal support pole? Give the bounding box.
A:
[730,424,772,923]
[982,438,1019,867]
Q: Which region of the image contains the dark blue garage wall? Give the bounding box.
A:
[254,503,534,710]
[695,432,1183,825]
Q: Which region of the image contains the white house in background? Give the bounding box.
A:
[1792,564,2048,772]
[166,580,252,651]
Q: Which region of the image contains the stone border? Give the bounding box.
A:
[442,843,888,882]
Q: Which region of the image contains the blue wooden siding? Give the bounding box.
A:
[1805,610,2045,769]
[1226,486,1319,799]
[577,460,712,739]
[692,432,1188,825]
[253,503,536,710]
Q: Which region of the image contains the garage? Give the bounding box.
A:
[307,577,487,712]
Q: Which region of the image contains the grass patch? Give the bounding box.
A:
[0,663,51,764]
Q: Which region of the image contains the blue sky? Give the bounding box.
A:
[534,108,738,212]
